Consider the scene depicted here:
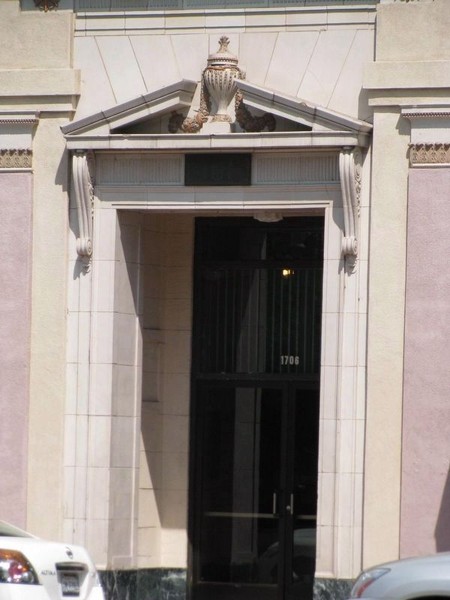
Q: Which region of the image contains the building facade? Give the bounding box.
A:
[1,0,450,599]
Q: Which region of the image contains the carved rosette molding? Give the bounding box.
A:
[72,151,95,270]
[339,147,362,269]
[409,143,450,166]
[0,149,32,169]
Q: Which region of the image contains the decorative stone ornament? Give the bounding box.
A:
[339,147,362,271]
[34,0,59,10]
[72,151,95,271]
[203,37,243,123]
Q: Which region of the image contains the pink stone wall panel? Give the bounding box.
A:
[0,172,32,528]
[401,167,450,557]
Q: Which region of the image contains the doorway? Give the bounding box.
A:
[190,217,323,600]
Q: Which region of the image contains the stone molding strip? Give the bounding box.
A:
[409,143,450,166]
[0,149,32,169]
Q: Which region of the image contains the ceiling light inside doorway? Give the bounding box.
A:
[253,212,283,223]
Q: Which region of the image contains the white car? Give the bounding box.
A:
[0,520,105,599]
[350,552,450,600]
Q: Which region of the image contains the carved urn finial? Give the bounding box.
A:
[34,0,59,10]
[203,37,242,122]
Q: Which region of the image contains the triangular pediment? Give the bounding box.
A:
[62,78,371,149]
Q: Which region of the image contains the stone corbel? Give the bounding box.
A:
[72,151,95,270]
[339,147,362,270]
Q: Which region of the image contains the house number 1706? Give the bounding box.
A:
[280,355,300,366]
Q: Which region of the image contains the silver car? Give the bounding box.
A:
[350,553,450,600]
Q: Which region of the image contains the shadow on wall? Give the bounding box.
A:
[435,462,450,551]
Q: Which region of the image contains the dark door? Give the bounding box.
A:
[190,217,323,600]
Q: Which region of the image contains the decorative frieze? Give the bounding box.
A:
[0,149,32,169]
[409,143,450,166]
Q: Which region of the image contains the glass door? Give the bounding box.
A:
[191,383,319,600]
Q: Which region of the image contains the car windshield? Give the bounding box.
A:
[0,521,32,538]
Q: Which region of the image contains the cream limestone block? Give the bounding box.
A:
[319,419,337,474]
[0,4,73,70]
[27,118,70,541]
[321,312,339,367]
[93,208,118,261]
[73,467,88,520]
[316,525,334,576]
[88,416,112,468]
[163,231,194,267]
[89,363,114,416]
[163,298,192,331]
[86,519,109,569]
[318,472,336,528]
[339,367,358,421]
[265,32,319,97]
[337,420,358,475]
[96,36,147,104]
[165,12,206,32]
[161,529,188,567]
[163,330,192,374]
[92,260,116,313]
[376,0,450,63]
[162,373,190,416]
[171,34,209,83]
[141,412,163,454]
[111,417,139,468]
[130,36,181,92]
[297,29,356,108]
[364,110,409,568]
[162,453,188,491]
[91,312,115,364]
[109,518,135,568]
[165,266,193,300]
[74,37,116,120]
[113,313,139,366]
[86,468,110,520]
[322,259,341,314]
[64,415,77,468]
[138,526,161,565]
[76,363,90,415]
[320,365,339,420]
[113,364,139,416]
[66,363,78,416]
[115,262,141,316]
[238,33,278,87]
[162,415,189,455]
[138,490,161,528]
[110,468,135,519]
[328,29,375,120]
[205,13,245,30]
[116,220,141,264]
[161,489,188,530]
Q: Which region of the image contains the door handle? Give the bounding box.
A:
[286,493,294,515]
[272,491,278,516]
